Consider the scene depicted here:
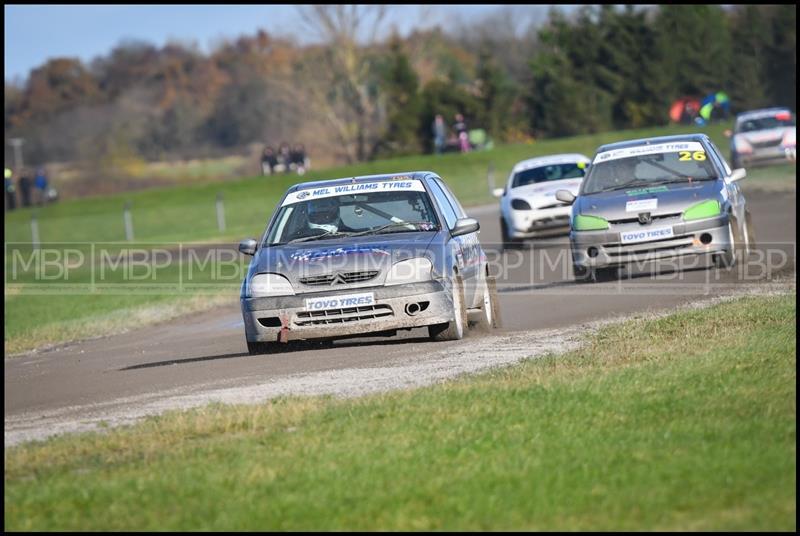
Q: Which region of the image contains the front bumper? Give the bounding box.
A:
[241,280,453,342]
[507,205,571,239]
[571,214,732,269]
[738,145,796,167]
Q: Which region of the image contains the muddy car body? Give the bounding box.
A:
[239,172,499,354]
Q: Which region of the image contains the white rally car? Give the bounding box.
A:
[494,153,591,247]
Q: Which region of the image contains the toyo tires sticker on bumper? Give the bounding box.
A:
[305,292,375,311]
[620,226,674,244]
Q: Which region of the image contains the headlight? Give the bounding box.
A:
[734,136,753,154]
[573,214,609,231]
[249,273,294,297]
[683,199,721,221]
[511,198,532,210]
[385,258,432,286]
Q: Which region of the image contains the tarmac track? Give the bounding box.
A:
[4,185,796,444]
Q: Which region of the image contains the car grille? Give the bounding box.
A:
[295,304,394,326]
[299,270,379,286]
[608,212,681,225]
[750,138,782,149]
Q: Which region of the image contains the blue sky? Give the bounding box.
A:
[4,4,547,82]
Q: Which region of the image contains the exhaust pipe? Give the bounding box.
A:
[405,303,421,316]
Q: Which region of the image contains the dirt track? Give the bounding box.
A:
[4,186,796,445]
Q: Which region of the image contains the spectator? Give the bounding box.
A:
[276,142,291,174]
[18,172,32,208]
[261,146,278,176]
[290,143,310,175]
[454,113,470,153]
[5,168,16,211]
[34,167,48,205]
[432,114,447,155]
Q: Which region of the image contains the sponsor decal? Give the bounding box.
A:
[305,292,375,311]
[290,245,391,263]
[626,198,658,212]
[593,141,705,163]
[282,180,426,206]
[625,185,669,196]
[620,225,674,244]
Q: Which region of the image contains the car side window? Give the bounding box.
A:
[427,179,459,230]
[433,178,467,218]
[705,141,731,176]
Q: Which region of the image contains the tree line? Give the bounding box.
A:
[4,5,796,170]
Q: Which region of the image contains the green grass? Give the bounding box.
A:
[4,121,794,355]
[4,292,796,531]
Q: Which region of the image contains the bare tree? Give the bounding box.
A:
[295,5,390,163]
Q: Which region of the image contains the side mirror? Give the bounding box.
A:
[451,217,480,237]
[492,187,505,198]
[555,189,576,205]
[239,238,258,256]
[729,168,747,182]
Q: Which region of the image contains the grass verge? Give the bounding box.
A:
[4,292,796,531]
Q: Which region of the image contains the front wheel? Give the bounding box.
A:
[713,217,739,269]
[731,152,742,170]
[247,341,278,355]
[500,217,522,250]
[429,274,467,341]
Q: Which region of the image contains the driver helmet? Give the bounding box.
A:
[307,196,340,232]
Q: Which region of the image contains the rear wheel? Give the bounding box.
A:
[429,274,467,341]
[743,210,756,257]
[474,275,502,332]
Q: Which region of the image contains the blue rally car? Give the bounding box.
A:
[238,172,500,354]
[555,134,756,281]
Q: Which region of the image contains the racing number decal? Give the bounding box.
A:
[678,151,706,161]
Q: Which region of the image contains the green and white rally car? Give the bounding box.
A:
[556,134,756,281]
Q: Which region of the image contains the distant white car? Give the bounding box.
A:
[494,153,591,247]
[729,107,796,169]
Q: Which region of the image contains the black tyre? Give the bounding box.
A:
[713,217,739,269]
[731,152,742,170]
[594,266,620,283]
[500,217,522,250]
[429,274,467,341]
[247,341,277,355]
[474,275,502,332]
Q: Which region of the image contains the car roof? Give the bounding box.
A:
[287,171,434,193]
[736,107,794,121]
[595,133,710,154]
[511,153,590,172]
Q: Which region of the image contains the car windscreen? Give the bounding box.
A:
[266,183,440,245]
[581,142,717,195]
[736,113,796,133]
[511,162,586,188]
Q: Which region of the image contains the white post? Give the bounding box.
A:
[216,192,226,233]
[31,212,40,249]
[123,201,134,242]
